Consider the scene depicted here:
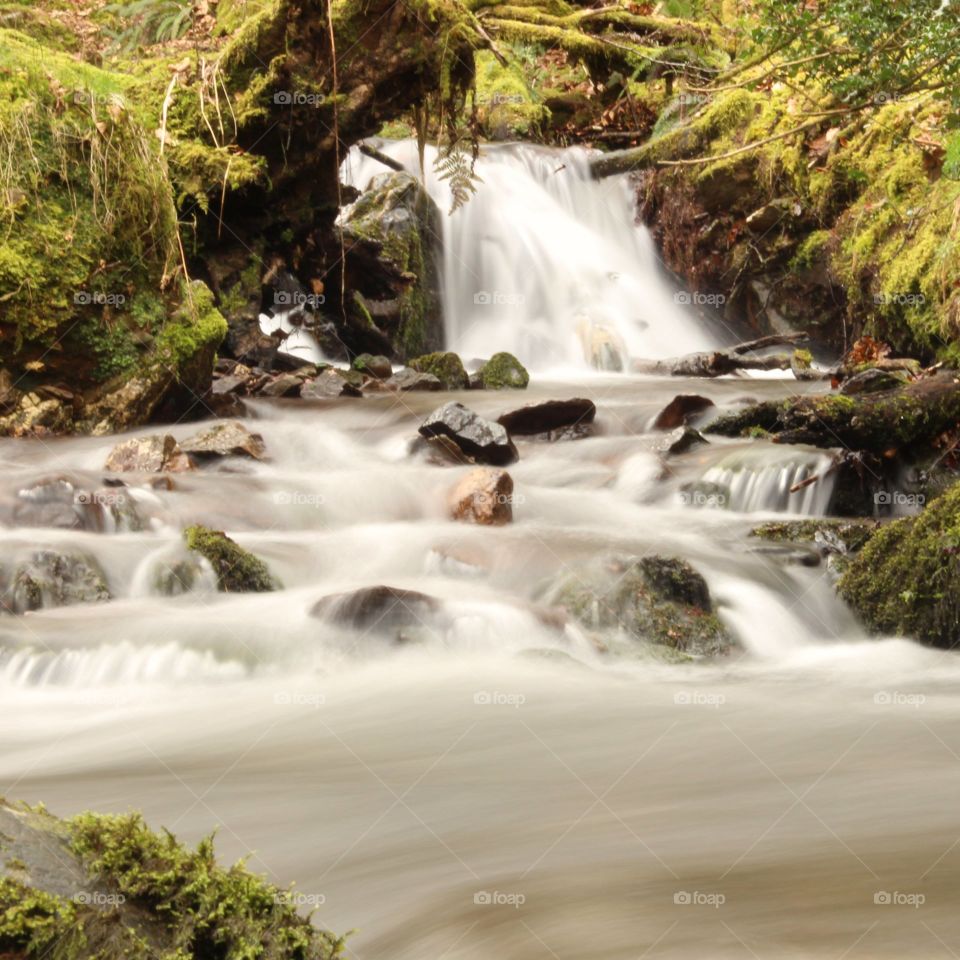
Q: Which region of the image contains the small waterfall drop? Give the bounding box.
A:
[343,140,717,371]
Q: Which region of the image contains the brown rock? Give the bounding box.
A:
[449,467,514,525]
[497,398,596,438]
[180,421,265,461]
[105,435,193,473]
[652,394,714,430]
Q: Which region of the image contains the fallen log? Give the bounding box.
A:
[705,370,960,456]
[632,332,813,378]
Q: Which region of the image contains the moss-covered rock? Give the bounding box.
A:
[409,351,469,390]
[183,524,279,592]
[1,551,110,614]
[0,801,343,960]
[339,172,444,360]
[549,554,734,659]
[838,483,960,648]
[475,352,530,389]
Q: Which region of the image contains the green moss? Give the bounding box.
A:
[474,49,546,137]
[183,524,279,592]
[409,351,468,389]
[476,351,530,389]
[790,230,832,270]
[752,519,875,552]
[154,281,227,386]
[838,483,960,647]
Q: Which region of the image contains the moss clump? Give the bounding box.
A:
[552,554,733,658]
[154,281,227,389]
[409,351,469,389]
[838,483,960,648]
[476,352,530,389]
[67,811,342,960]
[474,49,546,137]
[184,524,279,592]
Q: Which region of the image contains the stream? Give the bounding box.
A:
[2,142,959,959]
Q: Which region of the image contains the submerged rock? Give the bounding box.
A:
[183,525,278,592]
[419,402,519,466]
[449,468,514,525]
[180,421,265,461]
[652,394,714,430]
[0,802,343,959]
[311,585,441,642]
[497,398,596,439]
[475,352,530,390]
[104,435,193,473]
[549,555,733,658]
[3,551,110,613]
[409,352,469,390]
[656,425,708,456]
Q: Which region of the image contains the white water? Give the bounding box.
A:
[343,141,717,370]
[3,149,959,959]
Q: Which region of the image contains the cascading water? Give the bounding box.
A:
[343,140,718,370]
[4,146,958,960]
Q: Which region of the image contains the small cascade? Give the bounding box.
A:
[686,447,836,515]
[0,641,247,688]
[342,140,717,371]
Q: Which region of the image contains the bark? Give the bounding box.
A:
[633,333,813,377]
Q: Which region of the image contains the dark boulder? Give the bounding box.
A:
[652,394,714,430]
[352,354,393,380]
[311,585,441,642]
[419,402,519,466]
[497,398,596,439]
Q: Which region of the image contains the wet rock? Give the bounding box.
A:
[211,361,254,396]
[475,352,529,390]
[300,368,364,399]
[180,421,265,461]
[311,584,441,642]
[183,525,279,592]
[3,551,110,613]
[839,367,910,395]
[652,394,714,430]
[387,368,443,392]
[105,435,193,473]
[352,354,393,380]
[339,171,444,359]
[419,402,519,466]
[549,554,734,659]
[657,426,708,456]
[409,352,469,390]
[497,398,596,439]
[10,477,82,529]
[449,468,514,525]
[256,372,304,398]
[746,543,822,567]
[153,556,212,597]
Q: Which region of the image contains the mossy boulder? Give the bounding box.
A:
[549,555,734,659]
[1,551,110,613]
[838,483,960,648]
[475,352,530,390]
[183,524,279,592]
[0,32,226,434]
[0,801,344,960]
[339,172,444,360]
[409,352,469,390]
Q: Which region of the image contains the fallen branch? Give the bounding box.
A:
[358,142,405,172]
[633,332,812,378]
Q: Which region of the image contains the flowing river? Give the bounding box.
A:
[2,143,959,959]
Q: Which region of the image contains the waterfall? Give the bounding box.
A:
[343,140,717,371]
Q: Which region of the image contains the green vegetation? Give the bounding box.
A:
[184,525,279,592]
[476,351,529,389]
[409,351,469,389]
